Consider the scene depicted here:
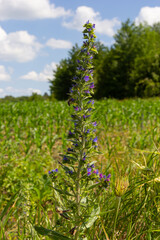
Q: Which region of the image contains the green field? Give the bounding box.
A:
[0,98,160,239]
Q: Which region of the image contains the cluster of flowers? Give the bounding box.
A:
[61,21,99,169]
[48,168,58,180]
[48,20,110,188]
[87,164,111,185]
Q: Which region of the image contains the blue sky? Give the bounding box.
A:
[0,0,160,97]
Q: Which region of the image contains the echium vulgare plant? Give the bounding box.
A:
[35,21,111,240]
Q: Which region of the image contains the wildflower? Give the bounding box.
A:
[99,173,103,179]
[87,167,92,176]
[93,24,95,28]
[69,130,74,135]
[63,156,68,161]
[93,169,99,175]
[85,90,90,94]
[74,106,79,111]
[67,148,73,152]
[90,83,94,89]
[92,121,97,127]
[93,137,98,143]
[84,76,90,81]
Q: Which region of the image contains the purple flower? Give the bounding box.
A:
[88,28,92,32]
[63,156,68,161]
[55,169,58,172]
[93,137,98,143]
[99,173,103,179]
[90,164,95,168]
[90,56,93,59]
[48,171,52,174]
[67,148,73,152]
[90,83,94,89]
[83,155,86,161]
[77,66,82,70]
[93,169,99,175]
[86,129,90,133]
[74,106,79,111]
[87,52,90,55]
[69,130,74,135]
[70,88,73,93]
[87,168,92,175]
[93,24,95,28]
[87,168,92,172]
[92,121,97,127]
[85,90,90,94]
[83,115,90,119]
[84,76,89,81]
[86,20,89,24]
[107,174,111,179]
[77,59,80,63]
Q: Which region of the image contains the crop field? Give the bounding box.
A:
[0,98,160,239]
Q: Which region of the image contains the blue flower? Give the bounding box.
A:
[63,156,68,161]
[74,106,79,111]
[84,76,89,81]
[93,137,98,143]
[90,83,94,89]
[92,121,97,127]
[85,90,90,94]
[87,168,92,172]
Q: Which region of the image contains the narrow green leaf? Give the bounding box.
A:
[53,187,74,197]
[34,226,71,240]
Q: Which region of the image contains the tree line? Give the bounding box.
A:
[50,20,160,100]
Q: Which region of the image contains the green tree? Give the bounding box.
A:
[49,44,80,100]
[96,20,142,98]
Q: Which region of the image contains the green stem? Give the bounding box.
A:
[112,197,121,240]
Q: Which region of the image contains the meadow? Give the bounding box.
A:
[0,98,160,239]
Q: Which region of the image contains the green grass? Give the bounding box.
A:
[0,98,160,239]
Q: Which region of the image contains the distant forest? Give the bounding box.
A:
[49,20,160,100]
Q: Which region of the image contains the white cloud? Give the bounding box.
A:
[0,87,41,97]
[0,88,4,94]
[135,7,160,25]
[20,62,57,82]
[0,26,42,62]
[63,6,120,37]
[0,65,11,81]
[46,38,72,49]
[0,0,71,20]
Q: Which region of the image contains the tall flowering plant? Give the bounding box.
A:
[35,21,110,240]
